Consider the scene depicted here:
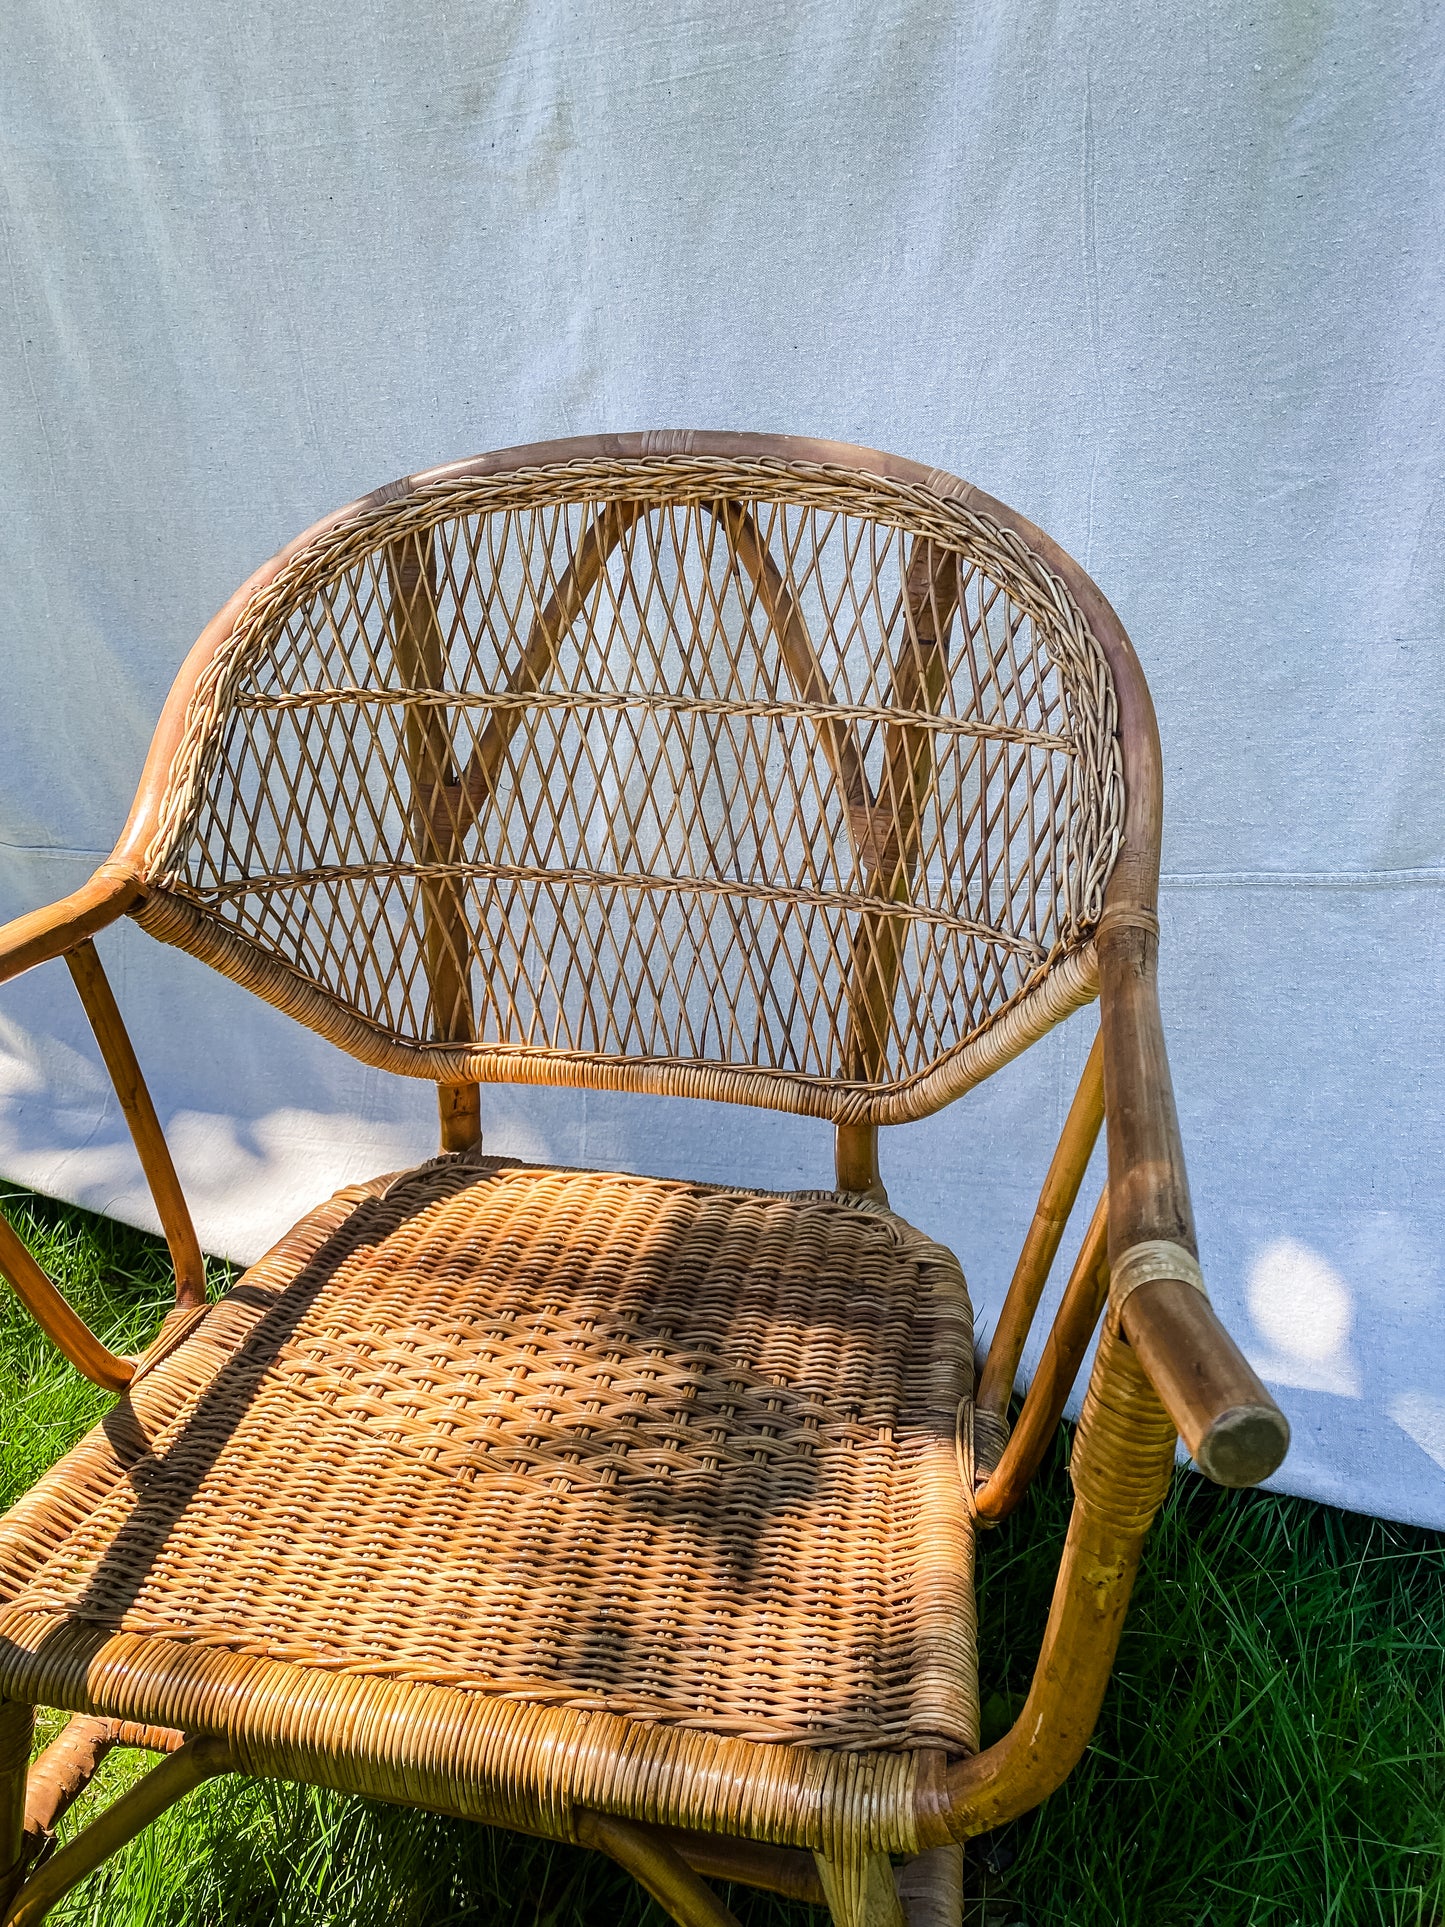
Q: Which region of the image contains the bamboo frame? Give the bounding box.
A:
[0,1704,31,1913]
[576,1811,743,1927]
[973,1190,1110,1525]
[64,942,205,1310]
[0,869,142,991]
[832,538,962,1209]
[929,1311,1179,1842]
[602,1821,960,1926]
[1095,925,1285,1481]
[385,527,482,1153]
[894,1846,966,1927]
[0,922,207,1386]
[0,1212,134,1393]
[660,1828,825,1905]
[0,1701,188,1921]
[814,1849,908,1927]
[0,432,1289,1925]
[834,1121,885,1197]
[975,1031,1105,1433]
[843,537,962,1085]
[22,1714,183,1853]
[1,1736,232,1927]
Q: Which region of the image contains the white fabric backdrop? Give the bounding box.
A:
[0,1,1440,1523]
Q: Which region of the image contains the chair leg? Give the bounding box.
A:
[812,1849,907,1927]
[894,1844,965,1927]
[663,1827,825,1904]
[575,1809,742,1927]
[1,1734,232,1927]
[0,1703,33,1910]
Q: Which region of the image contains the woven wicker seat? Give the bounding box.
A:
[0,1157,977,1759]
[0,432,1286,1926]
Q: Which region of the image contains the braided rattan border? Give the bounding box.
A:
[134,885,1098,1125]
[0,1610,925,1854]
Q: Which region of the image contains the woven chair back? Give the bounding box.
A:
[135,446,1124,1124]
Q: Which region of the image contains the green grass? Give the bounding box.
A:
[1,1187,1442,1926]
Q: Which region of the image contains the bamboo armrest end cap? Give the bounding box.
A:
[1192,1404,1290,1489]
[1119,1276,1290,1490]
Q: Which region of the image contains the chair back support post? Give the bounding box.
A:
[384,528,481,1151]
[833,537,963,1205]
[840,538,959,1077]
[972,1187,1110,1524]
[833,1122,884,1197]
[975,1029,1105,1428]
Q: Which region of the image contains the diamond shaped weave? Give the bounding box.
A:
[138,456,1122,1121]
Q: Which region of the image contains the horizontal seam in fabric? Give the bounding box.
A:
[1160,867,1445,890]
[0,841,111,858]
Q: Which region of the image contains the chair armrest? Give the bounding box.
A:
[0,866,143,987]
[1098,916,1289,1487]
[1119,1275,1285,1487]
[0,1210,134,1391]
[0,862,196,1388]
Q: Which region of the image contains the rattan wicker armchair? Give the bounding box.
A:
[0,433,1286,1925]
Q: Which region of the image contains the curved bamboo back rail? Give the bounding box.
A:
[120,437,1125,1127]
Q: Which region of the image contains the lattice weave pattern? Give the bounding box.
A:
[141,457,1122,1120]
[4,1156,978,1752]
